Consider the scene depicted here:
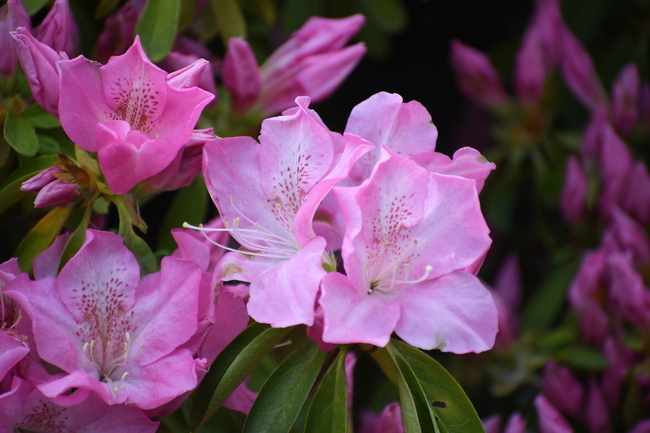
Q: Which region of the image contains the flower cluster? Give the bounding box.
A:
[197,91,498,352]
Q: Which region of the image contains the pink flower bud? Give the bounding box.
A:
[534,394,574,433]
[21,166,79,208]
[560,28,607,111]
[611,63,640,135]
[569,250,610,345]
[257,14,366,115]
[541,362,585,420]
[222,37,261,113]
[585,379,610,433]
[514,28,546,106]
[35,0,79,55]
[0,0,30,78]
[450,40,507,108]
[560,155,587,223]
[11,27,65,116]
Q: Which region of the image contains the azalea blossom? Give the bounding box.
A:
[56,36,214,194]
[198,96,371,328]
[0,377,158,433]
[319,149,497,352]
[4,229,204,409]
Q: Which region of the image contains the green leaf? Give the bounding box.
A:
[190,323,292,431]
[357,0,408,32]
[304,348,349,433]
[553,345,609,371]
[14,206,73,273]
[523,260,580,331]
[59,206,93,270]
[156,175,208,252]
[4,110,39,156]
[385,345,437,433]
[0,154,59,214]
[209,0,246,46]
[23,105,61,129]
[243,341,327,433]
[113,195,158,275]
[135,0,181,62]
[387,340,485,433]
[95,0,121,18]
[20,0,50,15]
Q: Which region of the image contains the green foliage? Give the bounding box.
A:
[303,348,350,433]
[191,323,292,431]
[136,0,181,62]
[243,341,327,433]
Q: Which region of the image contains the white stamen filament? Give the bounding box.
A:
[83,332,133,389]
[366,236,433,294]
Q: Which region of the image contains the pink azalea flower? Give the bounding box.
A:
[57,37,214,194]
[0,0,30,79]
[4,230,204,410]
[0,377,158,432]
[201,96,371,328]
[319,149,497,352]
[257,15,366,115]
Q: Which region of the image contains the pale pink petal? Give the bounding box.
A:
[417,147,495,193]
[58,56,110,150]
[395,272,497,353]
[320,272,400,347]
[247,237,327,327]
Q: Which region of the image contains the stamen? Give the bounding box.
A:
[184,223,294,260]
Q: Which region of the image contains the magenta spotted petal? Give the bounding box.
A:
[203,97,371,327]
[5,230,203,409]
[57,37,214,194]
[319,150,497,352]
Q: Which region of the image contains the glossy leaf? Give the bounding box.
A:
[0,154,59,214]
[113,195,158,275]
[14,206,73,272]
[191,323,292,431]
[523,260,580,331]
[20,0,49,15]
[387,340,484,433]
[209,0,246,46]
[4,110,39,156]
[135,0,180,62]
[386,345,437,433]
[304,348,349,433]
[243,341,327,433]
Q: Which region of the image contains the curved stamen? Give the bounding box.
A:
[183,223,295,260]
